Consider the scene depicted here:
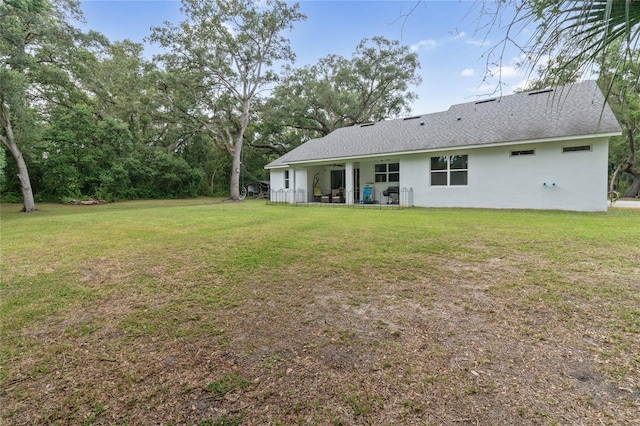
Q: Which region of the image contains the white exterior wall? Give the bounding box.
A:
[269,169,287,202]
[269,137,609,211]
[401,138,609,211]
[269,168,308,203]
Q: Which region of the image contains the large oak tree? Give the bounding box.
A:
[0,0,105,211]
[268,37,421,141]
[150,0,305,200]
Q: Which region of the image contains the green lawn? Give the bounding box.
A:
[1,199,639,425]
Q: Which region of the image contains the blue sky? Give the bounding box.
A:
[79,0,529,114]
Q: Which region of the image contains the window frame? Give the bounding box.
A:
[284,170,290,189]
[430,155,468,187]
[375,162,400,183]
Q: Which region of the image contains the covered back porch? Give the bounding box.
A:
[269,159,413,207]
[268,186,414,207]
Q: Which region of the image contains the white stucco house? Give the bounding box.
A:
[265,80,621,211]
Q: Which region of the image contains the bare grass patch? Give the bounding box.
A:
[1,200,639,424]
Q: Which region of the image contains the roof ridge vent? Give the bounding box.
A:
[403,115,422,121]
[475,98,496,105]
[528,88,553,96]
[360,122,375,127]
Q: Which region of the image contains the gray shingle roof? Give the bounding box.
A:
[266,80,621,168]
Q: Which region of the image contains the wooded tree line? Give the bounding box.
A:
[2,0,640,212]
[0,0,420,210]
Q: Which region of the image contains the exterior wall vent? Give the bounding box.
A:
[562,145,592,153]
[510,149,535,156]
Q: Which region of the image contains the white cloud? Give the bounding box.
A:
[489,64,521,79]
[410,39,437,52]
[470,83,494,94]
[460,68,475,77]
[453,31,466,40]
[465,39,491,47]
[512,78,531,92]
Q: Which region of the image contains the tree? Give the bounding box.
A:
[598,47,640,199]
[78,40,160,146]
[250,99,311,158]
[0,68,35,210]
[0,0,104,211]
[515,52,581,92]
[268,37,422,141]
[524,1,640,85]
[0,0,52,211]
[150,0,306,200]
[475,1,640,90]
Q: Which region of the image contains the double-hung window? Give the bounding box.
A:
[430,155,468,186]
[284,170,290,189]
[375,163,400,183]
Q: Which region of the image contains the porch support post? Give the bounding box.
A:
[289,166,296,204]
[345,162,354,206]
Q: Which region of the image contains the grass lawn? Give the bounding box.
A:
[1,199,639,425]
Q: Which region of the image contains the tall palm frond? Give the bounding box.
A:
[523,1,640,86]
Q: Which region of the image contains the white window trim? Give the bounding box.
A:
[430,155,468,187]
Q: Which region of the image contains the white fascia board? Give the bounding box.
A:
[264,164,290,170]
[281,132,621,166]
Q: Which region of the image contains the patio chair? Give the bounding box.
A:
[331,188,344,203]
[313,173,324,201]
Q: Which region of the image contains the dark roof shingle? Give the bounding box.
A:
[266,81,621,168]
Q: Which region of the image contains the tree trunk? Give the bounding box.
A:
[229,144,242,200]
[609,163,622,205]
[4,141,36,212]
[624,175,640,198]
[0,108,36,212]
[620,128,640,198]
[228,98,250,201]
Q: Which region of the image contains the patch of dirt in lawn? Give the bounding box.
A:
[2,257,639,425]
